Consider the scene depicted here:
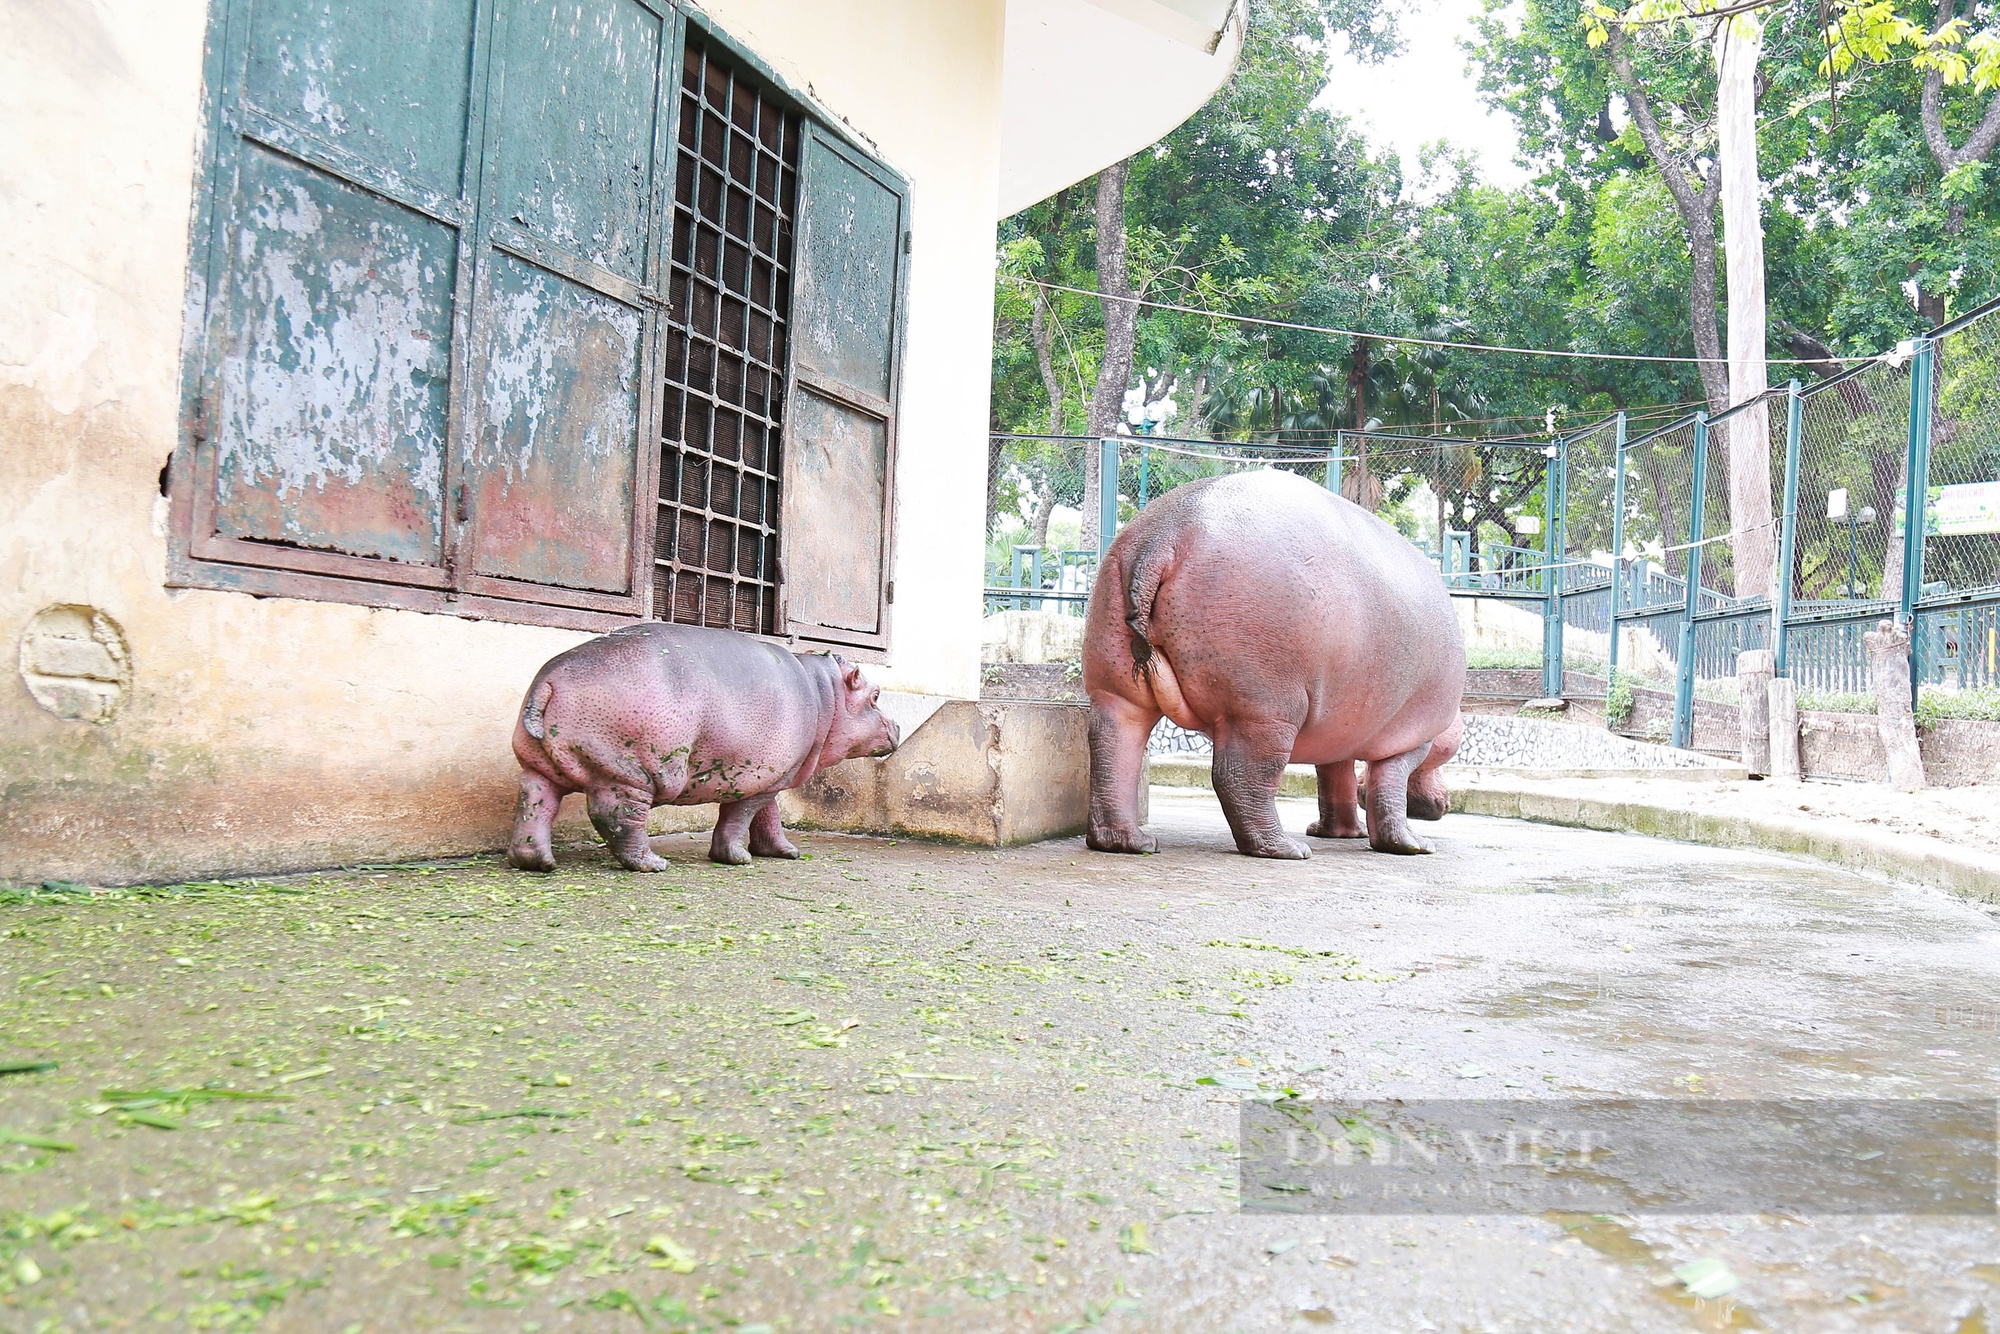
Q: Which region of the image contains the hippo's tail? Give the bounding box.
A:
[520,676,556,742]
[1122,535,1175,667]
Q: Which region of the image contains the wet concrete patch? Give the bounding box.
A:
[2,791,1998,1330]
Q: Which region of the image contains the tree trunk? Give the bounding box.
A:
[1864,619,1926,789]
[1713,14,1775,602]
[1342,337,1381,510]
[1084,158,1137,551]
[1608,26,1729,427]
[1031,297,1064,439]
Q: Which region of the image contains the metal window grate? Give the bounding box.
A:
[653,37,800,633]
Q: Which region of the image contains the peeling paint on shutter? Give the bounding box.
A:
[779,125,908,648]
[456,0,671,599]
[191,0,480,580]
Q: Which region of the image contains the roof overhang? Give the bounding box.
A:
[998,0,1245,217]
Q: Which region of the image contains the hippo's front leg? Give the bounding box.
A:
[1364,742,1435,855]
[708,794,772,866]
[1212,722,1309,860]
[1086,695,1160,854]
[747,797,800,859]
[1306,762,1366,839]
[588,783,670,872]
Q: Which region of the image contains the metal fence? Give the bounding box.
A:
[984,295,2000,751]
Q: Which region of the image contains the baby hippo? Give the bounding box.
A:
[507,623,900,872]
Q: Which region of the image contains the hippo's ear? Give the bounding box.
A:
[841,661,867,692]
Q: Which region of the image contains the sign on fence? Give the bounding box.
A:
[1892,480,2000,538]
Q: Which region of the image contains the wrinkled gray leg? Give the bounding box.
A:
[747,795,799,859]
[1306,761,1366,839]
[588,784,668,871]
[1212,724,1308,860]
[1364,742,1434,855]
[1087,695,1160,854]
[508,771,564,872]
[709,795,767,866]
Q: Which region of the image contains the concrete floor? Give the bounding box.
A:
[4,790,2000,1332]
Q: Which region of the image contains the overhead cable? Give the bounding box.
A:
[1009,276,1866,368]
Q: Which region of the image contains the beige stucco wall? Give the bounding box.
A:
[0,0,1006,884]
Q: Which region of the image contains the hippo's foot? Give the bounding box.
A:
[1368,825,1434,856]
[1087,823,1159,855]
[1235,831,1312,860]
[747,798,800,859]
[1212,732,1308,861]
[588,784,669,872]
[1364,743,1436,856]
[750,829,800,859]
[1306,817,1366,840]
[710,795,784,865]
[508,844,558,873]
[1308,763,1366,838]
[707,839,753,867]
[618,847,674,873]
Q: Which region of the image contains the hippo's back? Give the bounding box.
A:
[1120,469,1464,759]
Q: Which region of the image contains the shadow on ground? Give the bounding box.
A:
[4,790,2000,1331]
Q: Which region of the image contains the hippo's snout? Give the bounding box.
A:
[867,717,901,758]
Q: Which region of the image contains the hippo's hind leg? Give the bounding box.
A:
[1212,721,1309,860]
[1086,694,1161,854]
[1364,742,1436,855]
[1306,762,1366,839]
[587,783,669,872]
[509,770,565,872]
[1088,700,1168,856]
[1406,716,1462,822]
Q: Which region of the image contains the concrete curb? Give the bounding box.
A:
[1449,784,2000,904]
[1146,756,2000,904]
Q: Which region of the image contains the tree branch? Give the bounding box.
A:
[1608,24,1708,222]
[1920,0,2000,169]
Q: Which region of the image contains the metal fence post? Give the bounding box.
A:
[1327,431,1344,493]
[1673,413,1709,749]
[1137,443,1150,510]
[1098,437,1121,566]
[1899,340,1936,710]
[1543,437,1567,700]
[1774,381,1803,677]
[1606,413,1628,723]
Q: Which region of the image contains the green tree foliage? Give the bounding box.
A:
[987,0,2000,562]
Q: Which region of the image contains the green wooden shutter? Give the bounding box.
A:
[186,0,485,587]
[455,0,678,607]
[778,125,909,649]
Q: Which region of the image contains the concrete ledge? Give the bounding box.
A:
[788,699,1113,846]
[1451,783,2000,904]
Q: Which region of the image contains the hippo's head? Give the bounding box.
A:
[828,656,900,761]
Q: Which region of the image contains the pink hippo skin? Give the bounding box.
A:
[1083,470,1466,858]
[507,623,899,872]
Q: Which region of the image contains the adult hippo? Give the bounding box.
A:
[1082,469,1465,858]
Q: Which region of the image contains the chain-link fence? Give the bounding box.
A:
[982,296,2000,751]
